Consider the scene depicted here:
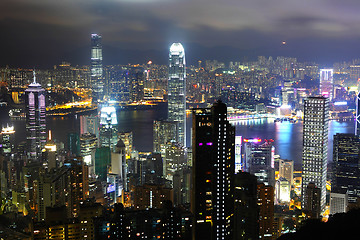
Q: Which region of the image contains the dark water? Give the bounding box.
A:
[0,106,354,166]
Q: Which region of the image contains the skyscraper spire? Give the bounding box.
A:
[33,69,36,84]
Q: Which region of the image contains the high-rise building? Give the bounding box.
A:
[301,96,329,211]
[319,69,333,100]
[303,182,321,219]
[355,92,360,136]
[25,72,46,160]
[1,125,15,154]
[332,133,360,203]
[330,192,348,215]
[80,133,98,173]
[257,183,274,240]
[234,172,259,240]
[168,43,186,147]
[91,33,104,102]
[244,139,275,187]
[129,67,145,102]
[192,100,235,240]
[279,159,294,186]
[153,120,178,155]
[99,105,118,148]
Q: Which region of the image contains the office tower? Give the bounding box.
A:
[68,132,80,156]
[80,115,100,137]
[1,125,15,154]
[111,140,127,191]
[244,139,275,187]
[257,183,274,240]
[95,147,111,181]
[303,183,321,219]
[234,172,259,240]
[91,33,104,102]
[80,133,97,172]
[118,132,133,157]
[275,177,291,204]
[301,96,329,211]
[44,131,57,170]
[25,72,46,160]
[332,133,360,203]
[356,92,360,136]
[153,120,178,154]
[279,159,294,186]
[192,100,235,240]
[129,67,145,102]
[319,69,333,100]
[330,192,348,215]
[99,105,118,148]
[235,136,242,173]
[168,43,186,147]
[164,142,187,181]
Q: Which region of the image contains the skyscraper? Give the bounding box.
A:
[91,33,104,102]
[332,133,360,203]
[99,105,118,149]
[355,92,360,136]
[192,100,235,240]
[168,43,186,147]
[301,96,329,211]
[319,69,333,100]
[25,71,46,160]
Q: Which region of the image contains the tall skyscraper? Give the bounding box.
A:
[168,43,186,147]
[192,100,235,240]
[319,69,333,100]
[301,96,329,211]
[25,71,46,160]
[332,133,360,203]
[355,92,360,136]
[91,33,104,102]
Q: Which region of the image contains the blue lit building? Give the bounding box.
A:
[168,43,186,147]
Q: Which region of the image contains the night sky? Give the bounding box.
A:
[2,0,360,68]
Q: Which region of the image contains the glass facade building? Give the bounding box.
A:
[333,133,360,203]
[91,33,104,102]
[25,72,46,160]
[301,96,329,211]
[319,69,333,100]
[168,43,186,147]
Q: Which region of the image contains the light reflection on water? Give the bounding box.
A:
[230,118,355,166]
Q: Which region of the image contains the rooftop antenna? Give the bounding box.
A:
[33,69,36,84]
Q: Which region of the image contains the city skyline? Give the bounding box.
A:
[2,1,360,67]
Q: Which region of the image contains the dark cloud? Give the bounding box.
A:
[1,0,360,67]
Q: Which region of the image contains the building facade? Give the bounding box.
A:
[91,33,104,102]
[192,101,235,240]
[319,69,333,100]
[168,43,186,147]
[301,96,329,211]
[25,72,46,160]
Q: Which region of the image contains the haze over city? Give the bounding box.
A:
[2,0,360,67]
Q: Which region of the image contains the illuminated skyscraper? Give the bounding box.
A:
[99,105,118,148]
[319,69,333,100]
[25,71,46,160]
[168,43,186,147]
[355,92,360,136]
[91,33,104,102]
[301,96,329,211]
[192,101,235,240]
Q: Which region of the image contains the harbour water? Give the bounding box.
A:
[0,105,354,167]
